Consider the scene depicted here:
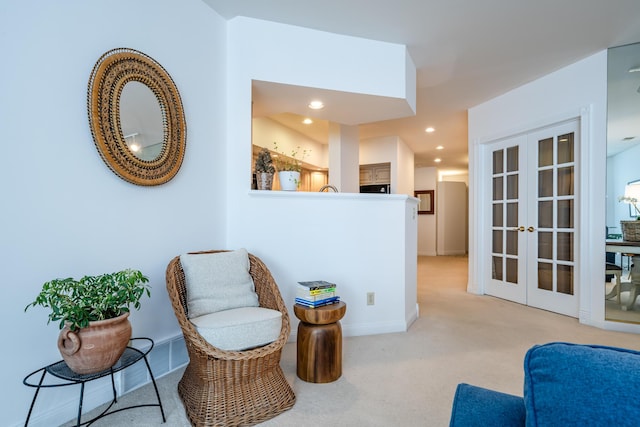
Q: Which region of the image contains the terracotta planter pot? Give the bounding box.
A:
[57,312,132,374]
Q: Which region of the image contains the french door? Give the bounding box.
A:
[486,120,579,317]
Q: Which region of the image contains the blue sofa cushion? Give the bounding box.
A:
[449,383,525,427]
[524,342,640,427]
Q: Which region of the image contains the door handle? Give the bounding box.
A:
[528,226,535,232]
[511,226,525,232]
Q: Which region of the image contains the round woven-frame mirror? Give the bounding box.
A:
[88,48,186,186]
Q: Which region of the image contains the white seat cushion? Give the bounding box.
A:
[180,249,259,318]
[190,306,282,351]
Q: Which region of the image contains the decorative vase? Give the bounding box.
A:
[256,172,274,190]
[57,312,132,374]
[279,171,300,191]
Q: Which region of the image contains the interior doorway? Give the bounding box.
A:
[484,119,580,318]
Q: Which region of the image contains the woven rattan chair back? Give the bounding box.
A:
[166,250,295,426]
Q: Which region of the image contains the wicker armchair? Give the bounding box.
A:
[166,250,296,426]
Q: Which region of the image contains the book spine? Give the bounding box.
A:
[295,296,340,307]
[296,296,339,303]
[295,292,336,302]
[296,287,336,297]
[309,287,336,295]
[295,299,340,308]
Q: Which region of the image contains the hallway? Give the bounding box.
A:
[418,254,468,306]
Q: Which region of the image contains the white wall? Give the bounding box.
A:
[329,123,361,193]
[440,172,469,185]
[360,136,397,163]
[607,144,640,231]
[396,137,416,196]
[225,17,419,340]
[3,7,420,426]
[415,169,469,256]
[468,51,619,332]
[415,167,438,255]
[606,147,640,268]
[436,181,467,255]
[252,117,328,169]
[1,1,226,425]
[404,198,419,321]
[360,135,415,196]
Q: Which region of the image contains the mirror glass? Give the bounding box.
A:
[119,82,165,161]
[88,48,186,186]
[605,41,640,323]
[415,190,434,214]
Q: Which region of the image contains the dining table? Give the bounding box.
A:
[605,240,640,310]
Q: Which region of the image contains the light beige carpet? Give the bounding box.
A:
[67,255,640,426]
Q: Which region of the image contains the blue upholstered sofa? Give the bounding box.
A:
[449,342,640,427]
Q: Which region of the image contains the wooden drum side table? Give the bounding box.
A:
[294,301,347,383]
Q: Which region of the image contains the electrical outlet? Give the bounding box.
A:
[367,292,375,306]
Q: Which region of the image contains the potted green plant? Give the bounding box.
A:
[25,269,151,374]
[273,141,309,191]
[254,147,276,190]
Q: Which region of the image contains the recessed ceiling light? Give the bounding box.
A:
[629,66,640,73]
[425,127,435,133]
[303,118,313,124]
[308,100,324,109]
[434,158,442,163]
[436,145,444,150]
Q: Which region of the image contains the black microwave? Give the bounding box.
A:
[360,184,390,194]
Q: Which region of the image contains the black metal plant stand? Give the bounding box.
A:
[23,337,165,426]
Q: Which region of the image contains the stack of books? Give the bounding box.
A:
[295,280,340,308]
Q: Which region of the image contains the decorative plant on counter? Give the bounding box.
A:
[255,147,276,175]
[272,141,309,173]
[25,269,152,374]
[254,147,276,190]
[25,269,151,332]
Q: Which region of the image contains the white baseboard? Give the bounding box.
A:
[407,303,419,328]
[418,250,437,256]
[343,320,411,337]
[436,250,466,255]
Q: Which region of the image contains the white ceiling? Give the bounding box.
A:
[251,80,416,126]
[202,0,640,171]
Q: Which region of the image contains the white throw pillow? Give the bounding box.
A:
[180,249,259,318]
